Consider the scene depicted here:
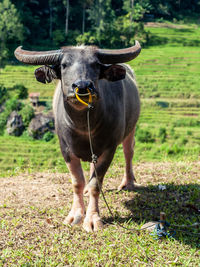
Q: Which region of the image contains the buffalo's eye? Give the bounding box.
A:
[90,62,100,68]
[62,63,67,69]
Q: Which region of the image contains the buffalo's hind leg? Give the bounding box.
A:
[63,154,85,226]
[118,127,137,191]
[83,148,116,232]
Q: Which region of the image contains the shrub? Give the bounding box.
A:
[0,112,8,135]
[76,17,149,48]
[170,127,175,137]
[44,101,52,112]
[178,137,188,145]
[0,97,22,135]
[136,129,155,143]
[9,84,28,99]
[76,32,96,46]
[19,104,35,128]
[173,118,200,127]
[16,85,28,99]
[187,130,192,136]
[43,131,54,142]
[0,84,9,105]
[52,29,66,46]
[158,127,167,143]
[166,144,183,155]
[5,97,21,111]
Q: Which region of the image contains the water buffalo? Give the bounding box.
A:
[14,42,141,232]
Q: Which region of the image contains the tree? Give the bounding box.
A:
[49,0,53,39]
[77,0,149,48]
[86,0,115,46]
[0,0,23,64]
[123,0,151,21]
[81,0,93,34]
[63,0,69,36]
[130,0,134,22]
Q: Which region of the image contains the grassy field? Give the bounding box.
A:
[0,22,200,266]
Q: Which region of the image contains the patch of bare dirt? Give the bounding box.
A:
[0,161,199,210]
[0,172,71,209]
[183,113,198,117]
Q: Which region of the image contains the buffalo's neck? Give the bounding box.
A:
[63,101,102,134]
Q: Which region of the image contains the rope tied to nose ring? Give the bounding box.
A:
[74,87,93,107]
[74,88,144,232]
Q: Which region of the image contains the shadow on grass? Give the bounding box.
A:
[147,32,200,46]
[175,28,194,33]
[147,35,169,46]
[103,183,200,248]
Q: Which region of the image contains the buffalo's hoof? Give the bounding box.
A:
[63,208,84,226]
[83,213,103,232]
[118,182,141,191]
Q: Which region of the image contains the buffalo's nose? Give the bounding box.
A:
[72,80,93,94]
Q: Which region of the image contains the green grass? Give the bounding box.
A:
[0,65,55,100]
[0,129,199,177]
[146,22,200,47]
[132,46,200,99]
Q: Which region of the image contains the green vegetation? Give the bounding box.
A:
[0,136,64,175]
[0,85,9,105]
[19,104,35,128]
[2,0,200,62]
[0,97,21,135]
[0,85,34,135]
[0,0,23,64]
[0,65,55,99]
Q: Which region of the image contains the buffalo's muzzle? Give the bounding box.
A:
[67,80,98,104]
[72,80,96,96]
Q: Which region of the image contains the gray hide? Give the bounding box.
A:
[53,48,140,164]
[14,44,141,231]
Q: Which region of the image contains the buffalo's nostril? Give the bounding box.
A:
[72,83,77,89]
[87,81,93,88]
[72,80,94,94]
[85,81,91,88]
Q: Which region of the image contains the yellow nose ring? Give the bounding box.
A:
[75,87,92,107]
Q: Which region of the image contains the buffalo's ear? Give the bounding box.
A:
[34,65,60,84]
[100,64,126,82]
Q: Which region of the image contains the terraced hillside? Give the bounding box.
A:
[0,23,199,176]
[0,65,55,100]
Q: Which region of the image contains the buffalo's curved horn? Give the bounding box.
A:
[14,46,63,65]
[97,41,141,64]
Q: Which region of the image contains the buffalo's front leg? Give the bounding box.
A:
[83,149,116,232]
[63,154,85,226]
[118,128,136,191]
